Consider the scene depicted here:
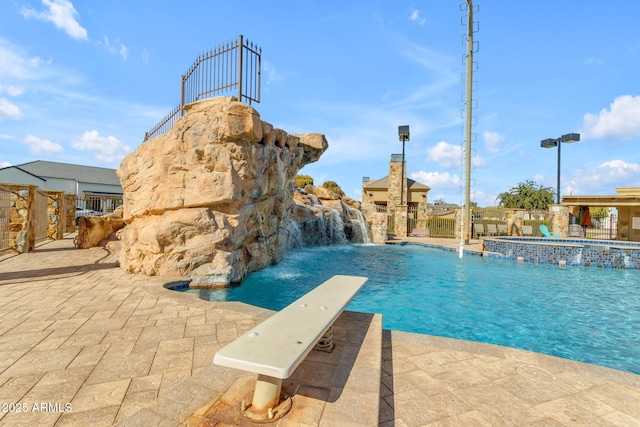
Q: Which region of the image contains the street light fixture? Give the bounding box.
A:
[398,125,410,205]
[540,132,580,204]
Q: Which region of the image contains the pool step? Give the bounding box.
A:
[188,311,382,426]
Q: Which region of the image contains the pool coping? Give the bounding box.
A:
[484,236,640,250]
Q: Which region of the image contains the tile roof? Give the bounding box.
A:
[363,175,430,191]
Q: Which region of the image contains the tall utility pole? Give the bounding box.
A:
[460,0,478,255]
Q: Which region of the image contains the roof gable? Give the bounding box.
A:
[363,176,389,189]
[363,175,430,191]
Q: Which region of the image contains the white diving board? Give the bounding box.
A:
[213,274,368,420]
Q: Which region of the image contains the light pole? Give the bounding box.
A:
[398,125,410,205]
[540,133,580,204]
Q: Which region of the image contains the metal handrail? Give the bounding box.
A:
[145,35,261,142]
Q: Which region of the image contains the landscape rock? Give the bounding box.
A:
[117,97,327,287]
[75,206,125,249]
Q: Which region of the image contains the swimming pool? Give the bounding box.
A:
[179,243,640,375]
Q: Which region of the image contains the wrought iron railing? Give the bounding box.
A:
[584,214,618,240]
[144,35,261,142]
[78,195,123,215]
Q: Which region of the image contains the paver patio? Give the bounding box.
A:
[0,235,638,426]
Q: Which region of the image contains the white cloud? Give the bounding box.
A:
[98,36,128,61]
[397,43,458,106]
[21,0,88,41]
[582,95,640,140]
[584,56,603,66]
[0,98,23,120]
[262,61,283,86]
[23,134,64,154]
[427,141,461,168]
[567,159,640,194]
[483,131,504,153]
[0,161,11,168]
[411,170,460,189]
[0,39,43,80]
[427,141,486,169]
[0,85,24,96]
[72,130,131,163]
[409,8,426,25]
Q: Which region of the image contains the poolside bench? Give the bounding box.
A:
[213,274,368,421]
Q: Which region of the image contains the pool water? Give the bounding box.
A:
[181,243,640,375]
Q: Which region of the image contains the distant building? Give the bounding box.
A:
[427,202,459,217]
[0,160,122,213]
[362,154,430,237]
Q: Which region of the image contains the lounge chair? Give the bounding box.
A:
[486,224,497,236]
[539,224,561,238]
[522,225,533,236]
[474,223,485,238]
[497,224,508,236]
[410,228,429,237]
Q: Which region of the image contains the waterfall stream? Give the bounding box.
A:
[283,194,371,247]
[349,208,371,244]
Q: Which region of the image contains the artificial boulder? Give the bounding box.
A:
[117,97,327,287]
[75,206,125,249]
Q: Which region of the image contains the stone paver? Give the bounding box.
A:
[381,331,640,426]
[0,235,638,426]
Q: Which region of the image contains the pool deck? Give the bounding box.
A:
[0,235,639,426]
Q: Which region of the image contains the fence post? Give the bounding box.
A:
[180,74,187,117]
[237,34,244,101]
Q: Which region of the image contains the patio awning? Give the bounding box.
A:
[83,191,123,196]
[562,195,640,207]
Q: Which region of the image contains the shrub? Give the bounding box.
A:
[321,181,345,197]
[295,175,314,188]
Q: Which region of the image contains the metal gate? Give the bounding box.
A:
[425,214,456,238]
[0,185,10,253]
[583,214,618,240]
[34,189,48,242]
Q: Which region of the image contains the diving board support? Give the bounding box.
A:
[213,274,368,422]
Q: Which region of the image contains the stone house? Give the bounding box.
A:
[361,154,430,239]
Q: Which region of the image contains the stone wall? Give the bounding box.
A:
[47,191,65,240]
[64,194,77,233]
[0,183,75,253]
[8,185,34,253]
[117,97,328,287]
[387,156,406,208]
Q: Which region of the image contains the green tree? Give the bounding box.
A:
[590,207,610,219]
[321,180,345,197]
[294,174,314,188]
[496,180,555,210]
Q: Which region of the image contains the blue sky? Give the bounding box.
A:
[1,1,640,207]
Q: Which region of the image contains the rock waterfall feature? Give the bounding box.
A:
[291,186,371,245]
[117,97,328,287]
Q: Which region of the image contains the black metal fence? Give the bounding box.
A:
[583,214,618,240]
[78,194,123,216]
[145,35,261,142]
